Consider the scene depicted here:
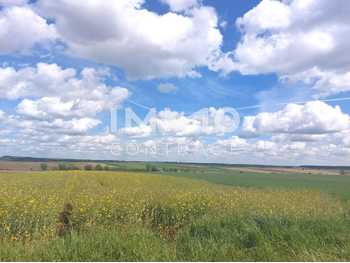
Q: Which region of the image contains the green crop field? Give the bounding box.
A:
[164,167,350,201]
[0,169,350,261]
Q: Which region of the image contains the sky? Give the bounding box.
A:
[1,0,350,165]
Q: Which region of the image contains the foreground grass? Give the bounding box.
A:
[0,171,349,261]
[1,215,349,261]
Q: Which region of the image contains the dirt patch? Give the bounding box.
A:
[0,161,46,171]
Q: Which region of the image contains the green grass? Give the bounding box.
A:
[176,214,350,261]
[1,214,349,261]
[165,168,350,200]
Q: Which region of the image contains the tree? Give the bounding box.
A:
[95,164,103,171]
[151,166,159,172]
[40,163,48,171]
[146,163,158,172]
[84,164,93,171]
[58,163,67,171]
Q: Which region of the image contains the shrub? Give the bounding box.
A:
[84,164,93,171]
[146,164,159,172]
[57,163,80,171]
[40,163,48,171]
[58,163,67,171]
[95,164,103,171]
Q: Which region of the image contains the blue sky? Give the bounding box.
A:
[1,0,350,165]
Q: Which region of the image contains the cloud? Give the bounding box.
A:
[152,109,204,136]
[0,110,5,121]
[0,63,129,143]
[216,136,248,152]
[242,101,350,135]
[221,0,350,96]
[141,134,349,165]
[219,20,227,30]
[16,93,128,120]
[211,134,350,165]
[0,0,28,7]
[0,63,129,116]
[121,125,153,138]
[157,83,178,93]
[16,97,112,120]
[121,107,240,137]
[3,103,350,164]
[0,5,56,54]
[17,97,75,119]
[160,0,199,12]
[120,108,204,137]
[44,118,101,134]
[282,68,350,97]
[4,114,101,135]
[271,134,327,143]
[155,107,240,136]
[37,0,223,79]
[0,63,74,100]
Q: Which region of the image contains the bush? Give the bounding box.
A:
[58,163,67,171]
[57,163,79,171]
[84,164,93,171]
[40,163,48,171]
[95,164,103,171]
[146,164,159,172]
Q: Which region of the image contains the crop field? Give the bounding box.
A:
[168,167,350,201]
[0,169,350,261]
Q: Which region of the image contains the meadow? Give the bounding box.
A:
[0,169,349,261]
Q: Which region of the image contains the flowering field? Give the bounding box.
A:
[0,171,349,261]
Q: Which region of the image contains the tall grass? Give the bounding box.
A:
[1,215,349,261]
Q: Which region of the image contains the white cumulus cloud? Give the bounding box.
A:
[221,0,350,96]
[0,63,129,117]
[242,101,350,135]
[0,5,56,53]
[37,0,223,79]
[0,63,129,141]
[121,107,240,137]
